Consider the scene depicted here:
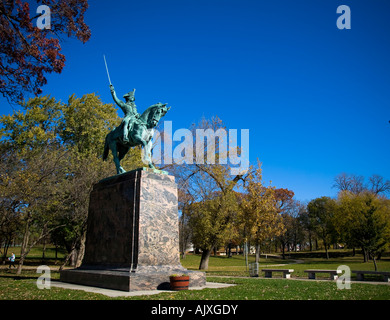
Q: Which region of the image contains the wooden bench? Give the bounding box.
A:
[262,269,294,279]
[304,269,342,280]
[352,270,390,282]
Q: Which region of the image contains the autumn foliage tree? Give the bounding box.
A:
[0,93,142,273]
[238,164,285,263]
[171,117,245,270]
[0,0,90,103]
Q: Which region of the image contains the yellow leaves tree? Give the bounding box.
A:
[238,163,285,263]
[172,117,244,270]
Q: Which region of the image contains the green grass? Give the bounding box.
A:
[180,254,295,276]
[181,251,390,280]
[141,277,390,300]
[1,271,390,300]
[1,248,390,300]
[1,245,67,267]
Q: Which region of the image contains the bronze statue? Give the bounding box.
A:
[109,85,138,143]
[103,84,170,174]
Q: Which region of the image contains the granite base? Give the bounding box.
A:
[60,168,206,292]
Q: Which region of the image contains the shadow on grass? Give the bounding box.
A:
[0,274,38,281]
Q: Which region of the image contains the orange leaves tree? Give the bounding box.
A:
[0,0,90,103]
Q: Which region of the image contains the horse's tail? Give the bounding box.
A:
[103,134,109,161]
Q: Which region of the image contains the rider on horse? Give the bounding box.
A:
[109,84,140,143]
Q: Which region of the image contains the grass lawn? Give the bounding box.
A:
[1,248,390,300]
[181,251,390,280]
[1,270,390,300]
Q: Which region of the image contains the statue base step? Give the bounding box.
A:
[60,266,205,291]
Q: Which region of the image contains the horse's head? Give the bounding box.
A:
[147,103,171,128]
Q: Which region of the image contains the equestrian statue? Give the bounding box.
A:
[103,84,170,174]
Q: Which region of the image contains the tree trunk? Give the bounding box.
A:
[75,231,86,268]
[255,243,261,263]
[362,247,368,262]
[2,238,11,264]
[324,241,329,259]
[60,248,74,271]
[373,255,378,271]
[55,244,58,260]
[17,220,30,275]
[42,236,47,261]
[199,248,212,270]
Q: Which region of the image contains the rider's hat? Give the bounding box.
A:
[123,88,136,100]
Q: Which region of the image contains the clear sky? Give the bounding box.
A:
[1,0,389,202]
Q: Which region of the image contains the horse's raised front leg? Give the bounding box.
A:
[132,132,154,169]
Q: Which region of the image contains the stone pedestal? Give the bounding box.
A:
[60,168,205,291]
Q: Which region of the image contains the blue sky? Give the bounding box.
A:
[1,0,389,202]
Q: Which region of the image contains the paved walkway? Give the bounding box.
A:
[50,281,235,298]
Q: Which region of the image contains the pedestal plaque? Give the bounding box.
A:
[60,168,206,291]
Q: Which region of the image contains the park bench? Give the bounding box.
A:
[304,269,342,280]
[262,269,294,279]
[352,270,390,282]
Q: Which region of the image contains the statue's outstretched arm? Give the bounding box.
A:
[109,84,125,109]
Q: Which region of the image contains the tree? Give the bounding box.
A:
[333,173,365,194]
[278,213,295,258]
[369,175,390,195]
[307,197,337,259]
[177,188,194,259]
[335,191,390,269]
[54,93,142,268]
[299,204,316,251]
[274,188,295,213]
[333,173,390,196]
[273,188,295,257]
[0,151,23,263]
[0,140,69,274]
[187,185,239,270]
[170,117,245,270]
[277,199,307,257]
[0,0,90,103]
[238,164,284,263]
[0,95,68,274]
[0,93,142,272]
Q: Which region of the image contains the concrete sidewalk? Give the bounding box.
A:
[50,281,235,298]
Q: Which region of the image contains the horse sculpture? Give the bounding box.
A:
[103,103,170,174]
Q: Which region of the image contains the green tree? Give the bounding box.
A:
[0,93,143,271]
[187,183,239,270]
[336,191,390,269]
[277,200,307,257]
[307,196,337,259]
[55,93,142,267]
[0,96,68,274]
